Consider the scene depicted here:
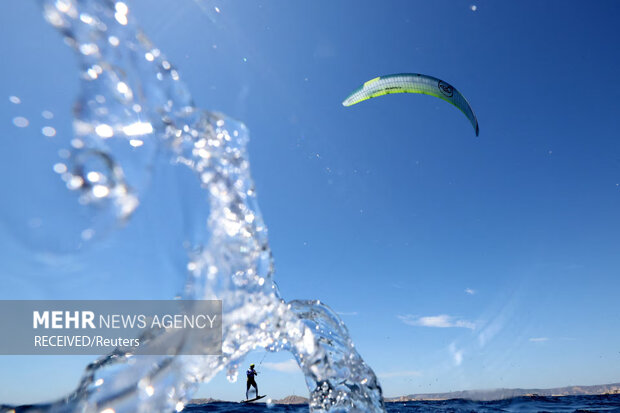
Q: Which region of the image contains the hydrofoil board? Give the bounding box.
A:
[241,395,266,403]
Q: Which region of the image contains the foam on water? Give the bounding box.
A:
[10,0,385,411]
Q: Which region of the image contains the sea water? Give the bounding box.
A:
[1,1,382,412]
[4,394,620,412]
[181,395,620,412]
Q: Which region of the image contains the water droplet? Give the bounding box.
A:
[115,2,128,14]
[79,13,94,24]
[86,171,101,183]
[53,163,67,174]
[123,121,153,136]
[92,184,110,198]
[42,126,56,137]
[79,43,99,55]
[114,2,129,25]
[71,138,84,148]
[81,228,95,240]
[12,116,29,128]
[115,12,128,25]
[95,124,114,138]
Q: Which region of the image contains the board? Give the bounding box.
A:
[241,395,266,403]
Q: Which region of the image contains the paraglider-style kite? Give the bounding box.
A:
[342,73,479,136]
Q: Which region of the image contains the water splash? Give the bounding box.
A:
[8,0,385,411]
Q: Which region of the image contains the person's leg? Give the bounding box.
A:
[246,381,251,399]
[253,382,258,397]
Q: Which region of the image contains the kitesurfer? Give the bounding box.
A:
[245,363,259,400]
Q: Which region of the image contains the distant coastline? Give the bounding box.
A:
[386,382,620,402]
[189,382,620,404]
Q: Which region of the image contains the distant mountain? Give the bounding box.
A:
[187,395,310,405]
[272,395,309,404]
[386,383,620,402]
[187,397,222,404]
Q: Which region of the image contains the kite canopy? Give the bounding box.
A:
[342,73,479,136]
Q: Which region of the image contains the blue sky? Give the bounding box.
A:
[1,0,620,404]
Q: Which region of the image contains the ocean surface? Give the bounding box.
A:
[183,395,620,412]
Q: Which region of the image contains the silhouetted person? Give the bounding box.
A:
[246,363,258,400]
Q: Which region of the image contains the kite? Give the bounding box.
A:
[342,73,479,136]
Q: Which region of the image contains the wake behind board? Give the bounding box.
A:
[240,395,266,403]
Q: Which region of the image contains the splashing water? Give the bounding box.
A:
[8,0,385,411]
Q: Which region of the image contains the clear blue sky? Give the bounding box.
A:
[1,0,619,404]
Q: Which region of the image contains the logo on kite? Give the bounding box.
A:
[437,80,454,98]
